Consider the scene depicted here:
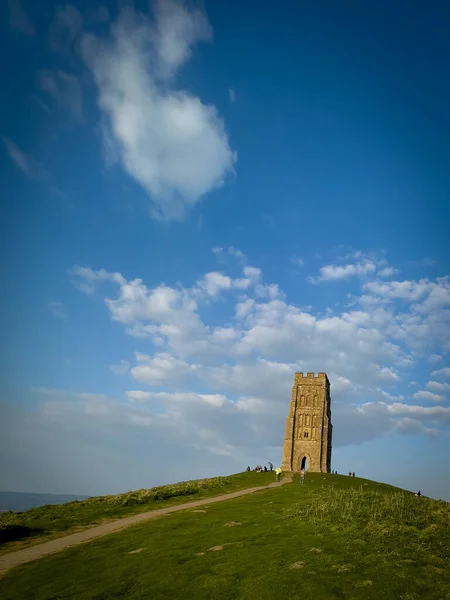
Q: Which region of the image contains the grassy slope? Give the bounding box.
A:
[1,473,449,600]
[0,472,274,555]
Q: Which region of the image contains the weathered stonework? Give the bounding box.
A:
[282,372,332,473]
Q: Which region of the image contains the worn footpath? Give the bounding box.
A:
[0,476,292,574]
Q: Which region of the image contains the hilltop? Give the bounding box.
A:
[1,472,449,599]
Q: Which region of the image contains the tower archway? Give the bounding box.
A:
[300,456,309,471]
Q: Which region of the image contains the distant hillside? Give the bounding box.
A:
[0,491,90,513]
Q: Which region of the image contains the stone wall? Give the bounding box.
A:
[281,372,332,473]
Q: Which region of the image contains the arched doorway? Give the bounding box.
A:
[300,456,308,471]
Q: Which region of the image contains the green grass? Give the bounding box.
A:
[0,471,274,554]
[1,473,449,599]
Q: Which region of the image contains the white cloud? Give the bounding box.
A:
[73,263,450,406]
[0,391,245,495]
[376,366,399,382]
[413,390,446,403]
[3,137,47,181]
[359,277,450,355]
[236,397,269,414]
[309,260,377,283]
[196,272,232,297]
[363,279,431,303]
[243,265,262,281]
[48,302,67,319]
[212,246,247,264]
[431,367,450,379]
[81,1,236,221]
[426,381,450,394]
[290,255,304,268]
[228,87,236,103]
[153,0,212,76]
[70,258,450,465]
[308,252,398,284]
[169,265,261,304]
[126,390,226,408]
[38,70,83,122]
[228,247,247,262]
[130,352,193,386]
[408,257,436,268]
[199,359,295,402]
[254,283,284,300]
[69,266,125,295]
[386,402,450,422]
[110,360,130,375]
[377,389,404,402]
[8,0,35,35]
[212,247,224,258]
[428,354,442,363]
[6,250,450,499]
[378,267,397,278]
[235,298,255,319]
[126,390,153,402]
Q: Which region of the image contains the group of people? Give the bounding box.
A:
[246,462,274,473]
[330,470,355,476]
[248,466,357,478]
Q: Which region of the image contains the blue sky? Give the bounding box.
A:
[1,0,449,501]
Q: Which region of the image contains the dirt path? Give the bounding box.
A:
[0,476,292,574]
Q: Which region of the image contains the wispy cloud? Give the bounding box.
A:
[110,360,130,375]
[290,255,304,268]
[49,4,82,54]
[3,137,47,181]
[378,266,397,278]
[228,87,236,103]
[413,390,446,403]
[48,302,67,319]
[8,0,35,36]
[308,251,396,284]
[212,246,247,264]
[408,257,436,268]
[81,0,236,221]
[308,260,377,283]
[85,4,110,24]
[38,70,84,122]
[49,186,74,209]
[431,367,450,379]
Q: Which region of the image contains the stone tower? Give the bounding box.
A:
[282,372,332,473]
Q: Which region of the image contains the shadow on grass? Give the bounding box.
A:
[0,524,45,544]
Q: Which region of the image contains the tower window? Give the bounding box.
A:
[304,431,309,438]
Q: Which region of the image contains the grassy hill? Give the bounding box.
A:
[0,472,275,552]
[1,472,449,599]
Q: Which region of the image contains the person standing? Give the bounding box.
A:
[268,462,273,472]
[275,467,282,482]
[300,468,305,485]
